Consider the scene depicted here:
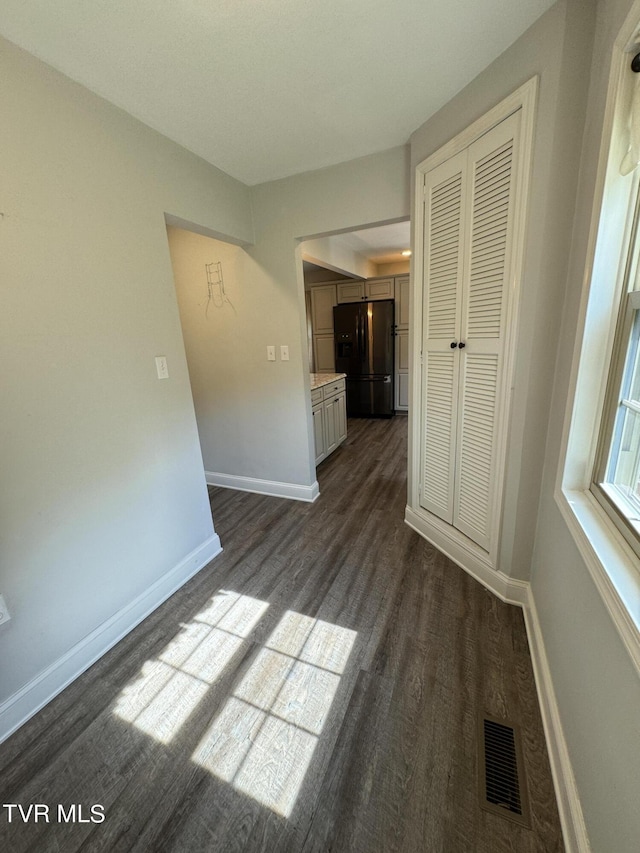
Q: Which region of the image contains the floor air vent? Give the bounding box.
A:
[478,714,531,827]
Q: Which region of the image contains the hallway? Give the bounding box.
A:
[0,417,563,852]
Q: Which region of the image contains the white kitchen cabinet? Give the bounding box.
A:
[394,275,410,412]
[309,283,337,373]
[310,375,347,466]
[336,281,365,303]
[323,390,347,455]
[313,334,335,373]
[336,278,395,303]
[397,373,409,410]
[312,402,327,465]
[365,278,394,300]
[323,396,339,455]
[395,275,410,327]
[336,391,347,444]
[395,328,409,411]
[309,283,338,372]
[310,284,337,334]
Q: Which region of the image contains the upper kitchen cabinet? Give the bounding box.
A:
[365,277,395,301]
[310,283,338,373]
[307,276,407,379]
[336,277,395,303]
[395,275,410,328]
[336,280,365,303]
[310,284,337,334]
[394,275,410,412]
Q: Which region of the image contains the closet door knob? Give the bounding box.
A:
[450,341,457,349]
[458,342,466,349]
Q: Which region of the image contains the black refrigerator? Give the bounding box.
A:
[334,299,395,417]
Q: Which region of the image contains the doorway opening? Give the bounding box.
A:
[299,220,410,469]
[165,221,252,492]
[301,220,410,400]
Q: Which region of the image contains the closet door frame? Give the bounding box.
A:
[408,77,537,573]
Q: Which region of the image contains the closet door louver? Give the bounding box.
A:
[453,113,519,549]
[420,111,520,552]
[420,152,467,522]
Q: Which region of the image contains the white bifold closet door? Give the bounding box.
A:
[420,111,520,551]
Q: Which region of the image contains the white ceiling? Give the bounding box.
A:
[0,0,554,186]
[336,221,411,264]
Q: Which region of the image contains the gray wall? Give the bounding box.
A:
[4,3,640,848]
[0,36,252,708]
[173,146,411,491]
[531,0,640,849]
[409,0,640,849]
[302,236,377,279]
[0,34,409,726]
[409,0,593,582]
[245,147,410,487]
[167,227,301,482]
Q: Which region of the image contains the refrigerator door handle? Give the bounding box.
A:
[362,308,369,367]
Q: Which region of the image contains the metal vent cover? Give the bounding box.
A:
[478,714,531,827]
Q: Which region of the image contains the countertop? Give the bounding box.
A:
[310,372,347,390]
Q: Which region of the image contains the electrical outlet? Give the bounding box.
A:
[0,595,11,626]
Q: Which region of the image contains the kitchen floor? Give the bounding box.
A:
[0,417,564,852]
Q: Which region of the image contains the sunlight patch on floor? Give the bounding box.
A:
[192,610,357,817]
[112,590,268,743]
[112,590,357,818]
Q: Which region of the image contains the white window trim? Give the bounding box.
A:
[556,492,640,674]
[556,4,640,678]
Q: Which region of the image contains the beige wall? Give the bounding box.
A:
[375,261,410,276]
[303,268,352,285]
[0,36,252,718]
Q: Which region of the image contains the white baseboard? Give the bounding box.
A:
[405,503,589,851]
[523,592,591,853]
[0,533,222,744]
[206,471,320,503]
[404,505,527,605]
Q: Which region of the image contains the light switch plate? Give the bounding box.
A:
[155,356,169,379]
[280,345,289,361]
[0,595,11,626]
[267,346,276,361]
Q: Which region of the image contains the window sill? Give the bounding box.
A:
[556,487,640,678]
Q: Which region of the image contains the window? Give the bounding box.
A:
[592,190,640,557]
[555,17,640,671]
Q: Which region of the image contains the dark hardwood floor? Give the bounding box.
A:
[0,416,564,852]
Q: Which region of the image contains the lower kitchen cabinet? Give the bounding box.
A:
[324,391,346,455]
[313,333,335,373]
[395,328,409,411]
[312,403,326,463]
[311,376,347,465]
